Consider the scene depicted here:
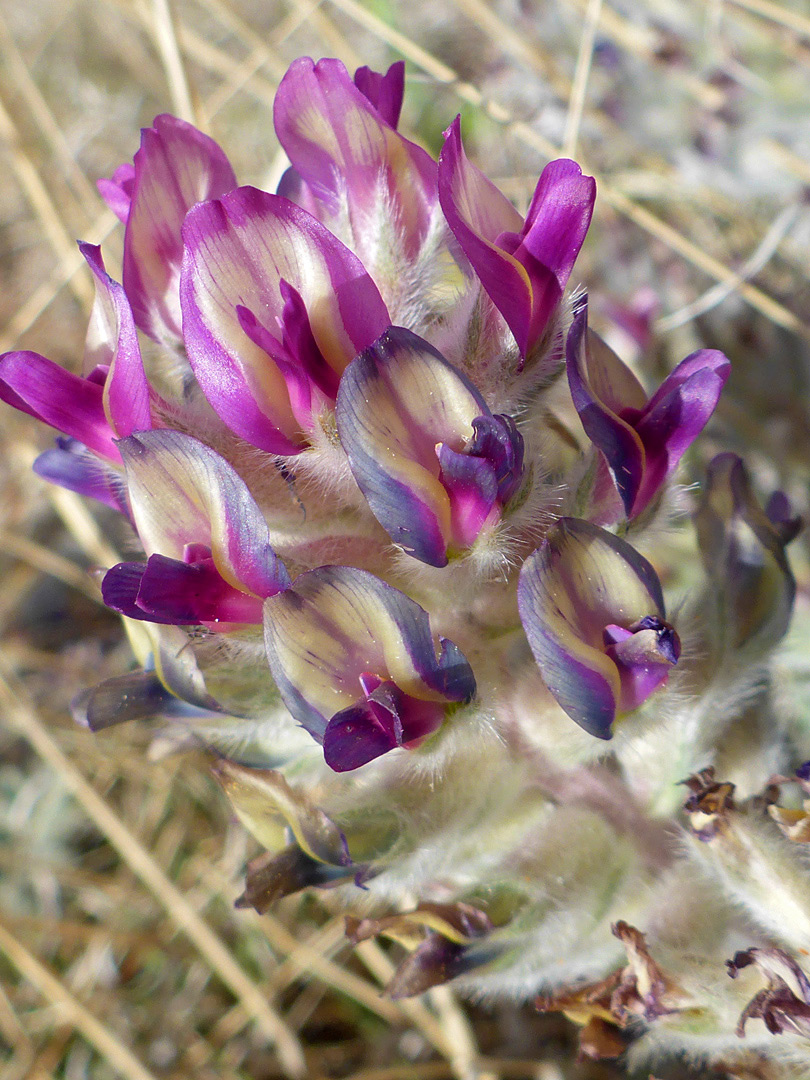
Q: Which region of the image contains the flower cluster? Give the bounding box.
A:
[3,56,807,1077]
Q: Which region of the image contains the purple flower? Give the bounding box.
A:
[438,117,595,360]
[273,57,438,261]
[99,114,237,344]
[567,298,730,520]
[518,518,680,738]
[263,566,476,771]
[102,431,289,626]
[336,327,525,566]
[180,186,390,454]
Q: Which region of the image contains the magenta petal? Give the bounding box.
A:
[97,163,136,224]
[323,692,404,772]
[512,158,596,338]
[0,351,119,461]
[353,61,405,128]
[439,119,533,354]
[104,552,265,625]
[436,443,499,549]
[80,243,152,436]
[632,349,730,512]
[439,119,594,356]
[124,114,237,343]
[603,617,680,711]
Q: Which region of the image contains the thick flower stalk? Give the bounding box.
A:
[2,56,808,1078]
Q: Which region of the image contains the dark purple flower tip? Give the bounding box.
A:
[796,762,810,782]
[72,671,176,730]
[353,61,406,129]
[323,679,446,772]
[235,846,355,913]
[102,548,266,626]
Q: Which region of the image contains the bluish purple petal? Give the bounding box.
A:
[33,438,129,514]
[632,350,730,512]
[566,302,644,517]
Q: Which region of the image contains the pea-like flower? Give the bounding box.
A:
[263,565,476,771]
[518,517,680,738]
[438,116,595,361]
[273,57,438,267]
[102,431,289,626]
[336,326,525,566]
[0,244,153,468]
[98,113,237,344]
[180,186,390,454]
[567,298,730,520]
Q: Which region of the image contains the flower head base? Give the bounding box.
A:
[517,518,680,738]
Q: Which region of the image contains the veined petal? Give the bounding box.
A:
[81,243,152,436]
[119,430,289,598]
[353,61,405,129]
[180,187,390,453]
[439,118,533,353]
[509,158,595,340]
[566,302,646,517]
[518,518,668,738]
[0,350,119,461]
[124,114,237,343]
[273,57,437,256]
[568,299,730,518]
[336,327,496,566]
[263,566,476,742]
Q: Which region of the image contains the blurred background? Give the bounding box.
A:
[1,0,809,1077]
